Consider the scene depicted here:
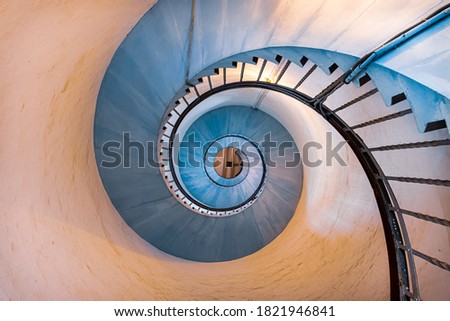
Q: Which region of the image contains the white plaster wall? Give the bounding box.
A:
[0,0,447,300]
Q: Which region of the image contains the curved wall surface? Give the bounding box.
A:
[1,0,449,300]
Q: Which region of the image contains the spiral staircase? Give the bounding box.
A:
[1,0,449,300]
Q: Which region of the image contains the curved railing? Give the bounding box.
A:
[159,52,450,300]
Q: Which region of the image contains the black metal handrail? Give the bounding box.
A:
[164,0,450,299]
[172,80,414,300]
[164,51,449,299]
[159,98,268,215]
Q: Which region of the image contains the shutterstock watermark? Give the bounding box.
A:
[100,132,347,169]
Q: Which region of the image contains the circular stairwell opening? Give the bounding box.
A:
[213,147,243,179]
